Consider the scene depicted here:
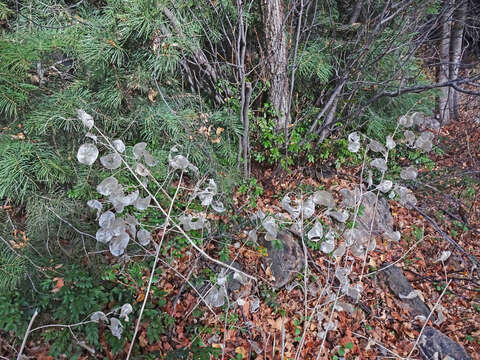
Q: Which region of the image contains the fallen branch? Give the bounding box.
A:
[411,204,480,271]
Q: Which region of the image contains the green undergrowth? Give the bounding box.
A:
[0,259,219,358]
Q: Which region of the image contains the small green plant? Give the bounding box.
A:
[219,312,239,329]
[333,138,362,168]
[165,337,221,359]
[434,281,447,292]
[333,341,354,358]
[461,177,477,201]
[0,259,177,358]
[252,112,284,165]
[403,258,414,269]
[238,177,263,207]
[259,284,279,310]
[465,335,480,344]
[316,138,363,169]
[252,105,314,168]
[346,219,359,229]
[143,308,174,344]
[294,318,303,342]
[412,225,423,241]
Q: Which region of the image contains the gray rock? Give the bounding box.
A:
[358,191,394,235]
[418,326,472,360]
[378,263,431,319]
[263,230,304,289]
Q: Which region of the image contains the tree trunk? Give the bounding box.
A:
[348,0,363,25]
[261,0,290,130]
[438,0,454,124]
[448,0,467,120]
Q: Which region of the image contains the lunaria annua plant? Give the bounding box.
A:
[90,303,133,339]
[76,109,235,314]
[76,109,435,342]
[245,112,435,340]
[76,109,227,258]
[76,110,158,256]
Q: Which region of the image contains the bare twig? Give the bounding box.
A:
[17,309,39,360]
[352,331,404,359]
[46,207,96,240]
[411,204,480,270]
[126,172,183,359]
[160,258,216,317]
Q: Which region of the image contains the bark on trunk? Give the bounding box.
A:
[448,0,467,120]
[438,0,454,124]
[348,0,363,25]
[261,0,290,130]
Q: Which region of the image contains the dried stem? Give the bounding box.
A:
[17,309,39,360]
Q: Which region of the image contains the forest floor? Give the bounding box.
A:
[10,96,480,359]
[147,102,480,358]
